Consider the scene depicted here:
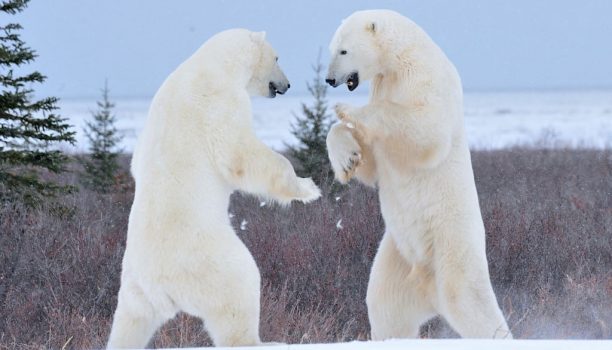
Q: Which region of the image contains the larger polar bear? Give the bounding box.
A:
[325,10,512,339]
[107,29,320,348]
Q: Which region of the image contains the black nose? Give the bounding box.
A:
[287,83,290,89]
[325,78,336,86]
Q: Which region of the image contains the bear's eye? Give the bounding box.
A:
[340,50,347,55]
[275,57,278,62]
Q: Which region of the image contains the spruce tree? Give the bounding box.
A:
[81,82,122,192]
[289,53,334,188]
[0,0,76,205]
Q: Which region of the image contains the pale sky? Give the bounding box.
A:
[10,0,612,98]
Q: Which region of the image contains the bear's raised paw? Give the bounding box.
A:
[295,177,321,203]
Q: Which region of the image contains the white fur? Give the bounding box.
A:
[107,29,320,349]
[326,10,512,339]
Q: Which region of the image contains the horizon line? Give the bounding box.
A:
[52,86,612,101]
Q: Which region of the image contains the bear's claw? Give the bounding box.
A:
[339,151,362,183]
[334,103,350,120]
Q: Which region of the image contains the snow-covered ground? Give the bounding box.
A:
[60,90,612,153]
[208,339,610,350]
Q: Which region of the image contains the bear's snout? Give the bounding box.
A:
[346,72,359,91]
[268,81,290,98]
[325,72,358,90]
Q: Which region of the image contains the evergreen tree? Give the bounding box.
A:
[0,0,76,205]
[289,53,334,188]
[80,82,122,192]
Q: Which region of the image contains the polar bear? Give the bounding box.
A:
[325,10,512,339]
[107,29,321,348]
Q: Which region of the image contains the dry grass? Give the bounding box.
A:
[0,148,610,349]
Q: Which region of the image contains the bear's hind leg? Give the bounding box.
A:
[366,233,436,340]
[434,244,512,338]
[177,234,262,347]
[107,280,168,349]
[202,299,261,347]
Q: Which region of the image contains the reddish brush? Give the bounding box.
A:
[0,148,610,348]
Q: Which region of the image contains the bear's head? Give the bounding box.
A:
[326,9,419,92]
[246,31,291,98]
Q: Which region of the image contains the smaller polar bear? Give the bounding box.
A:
[325,10,512,339]
[107,29,320,348]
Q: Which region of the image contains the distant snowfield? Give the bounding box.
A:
[60,90,612,153]
[206,339,611,350]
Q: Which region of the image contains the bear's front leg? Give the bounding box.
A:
[334,103,373,144]
[326,122,363,184]
[250,154,321,204]
[222,139,321,205]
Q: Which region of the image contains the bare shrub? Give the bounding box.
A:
[0,148,610,348]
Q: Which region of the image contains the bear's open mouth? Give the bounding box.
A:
[346,72,359,91]
[268,82,285,98]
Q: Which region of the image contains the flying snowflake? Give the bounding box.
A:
[336,219,343,230]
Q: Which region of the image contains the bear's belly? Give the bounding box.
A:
[387,216,432,266]
[125,167,235,262]
[377,172,446,266]
[377,154,486,266]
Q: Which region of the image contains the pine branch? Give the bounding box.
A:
[0,0,29,15]
[0,0,75,205]
[0,149,69,173]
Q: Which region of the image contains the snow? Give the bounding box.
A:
[195,339,612,350]
[463,90,612,149]
[59,90,612,153]
[240,219,248,231]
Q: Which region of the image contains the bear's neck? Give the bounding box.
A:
[371,65,432,105]
[371,45,445,106]
[182,46,255,92]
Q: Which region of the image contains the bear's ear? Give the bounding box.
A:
[250,31,266,43]
[366,22,377,34]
